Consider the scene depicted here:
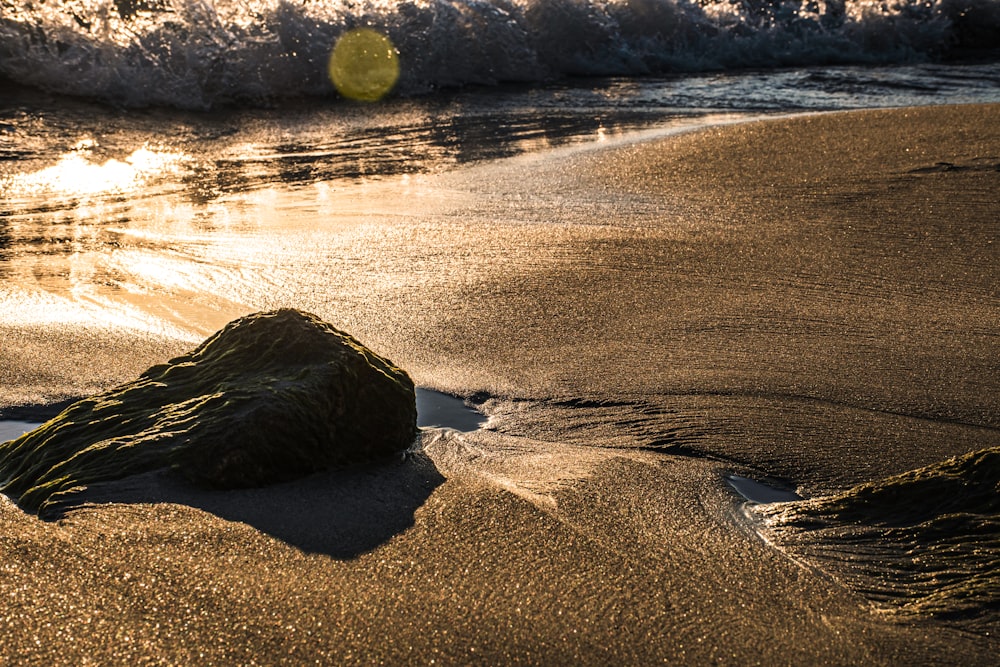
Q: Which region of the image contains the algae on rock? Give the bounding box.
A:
[0,309,418,516]
[756,447,1000,622]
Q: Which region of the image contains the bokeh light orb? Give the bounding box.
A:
[328,29,400,102]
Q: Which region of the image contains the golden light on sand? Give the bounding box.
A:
[328,28,400,102]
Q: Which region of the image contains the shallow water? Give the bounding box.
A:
[726,474,802,504]
[2,0,997,108]
[0,421,37,444]
[415,389,486,432]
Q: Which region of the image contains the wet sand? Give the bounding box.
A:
[2,104,998,663]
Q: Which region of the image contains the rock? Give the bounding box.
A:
[755,447,1000,620]
[0,309,418,516]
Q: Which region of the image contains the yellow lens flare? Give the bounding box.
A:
[328,28,400,102]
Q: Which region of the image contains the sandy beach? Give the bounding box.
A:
[2,104,998,663]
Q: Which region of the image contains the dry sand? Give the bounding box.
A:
[2,104,998,663]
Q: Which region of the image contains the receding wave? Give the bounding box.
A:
[755,447,1000,625]
[1,0,997,109]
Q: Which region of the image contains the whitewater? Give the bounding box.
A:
[1,0,998,108]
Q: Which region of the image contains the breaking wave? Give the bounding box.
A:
[1,0,997,109]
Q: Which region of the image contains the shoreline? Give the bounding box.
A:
[4,101,995,413]
[1,103,998,663]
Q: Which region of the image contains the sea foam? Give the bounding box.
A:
[1,0,997,109]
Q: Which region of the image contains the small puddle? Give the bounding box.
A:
[0,421,40,444]
[416,389,486,432]
[727,475,802,504]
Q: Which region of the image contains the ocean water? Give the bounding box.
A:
[2,0,998,108]
[3,38,998,335]
[2,0,999,332]
[3,1,999,219]
[2,60,997,340]
[1,0,999,631]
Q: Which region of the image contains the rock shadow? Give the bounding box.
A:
[63,451,444,559]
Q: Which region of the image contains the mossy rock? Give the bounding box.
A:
[758,447,1000,620]
[0,309,417,516]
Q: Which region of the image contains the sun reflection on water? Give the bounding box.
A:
[0,98,703,344]
[2,140,188,199]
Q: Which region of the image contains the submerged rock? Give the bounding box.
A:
[0,309,417,516]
